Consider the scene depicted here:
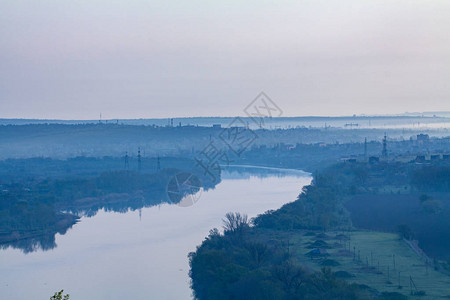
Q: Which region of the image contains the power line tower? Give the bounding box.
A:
[137,147,142,171]
[382,133,388,158]
[157,156,161,171]
[409,275,420,295]
[364,137,367,160]
[124,151,129,170]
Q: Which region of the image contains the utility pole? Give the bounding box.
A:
[138,148,142,171]
[157,156,161,171]
[410,276,413,295]
[410,276,417,295]
[124,151,129,170]
[364,137,367,160]
[382,133,388,158]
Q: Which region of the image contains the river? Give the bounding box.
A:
[0,166,311,300]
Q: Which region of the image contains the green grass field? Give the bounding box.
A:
[293,230,450,299]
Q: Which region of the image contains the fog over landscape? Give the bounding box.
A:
[1,1,450,300]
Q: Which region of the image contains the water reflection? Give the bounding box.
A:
[167,172,203,207]
[0,165,311,300]
[1,230,51,254]
[0,165,308,255]
[223,164,310,179]
[0,167,217,254]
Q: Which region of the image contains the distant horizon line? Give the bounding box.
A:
[1,111,450,122]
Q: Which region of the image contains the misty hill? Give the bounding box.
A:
[1,115,450,129]
[1,122,449,159]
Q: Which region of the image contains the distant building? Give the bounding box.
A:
[417,134,430,142]
[212,124,221,129]
[443,154,450,161]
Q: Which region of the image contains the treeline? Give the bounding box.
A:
[411,166,450,192]
[2,169,176,212]
[253,175,349,231]
[0,156,200,182]
[0,189,78,252]
[250,160,408,231]
[189,213,379,300]
[0,157,217,252]
[2,122,447,160]
[0,157,217,210]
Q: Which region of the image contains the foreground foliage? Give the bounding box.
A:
[189,215,371,300]
[50,290,70,300]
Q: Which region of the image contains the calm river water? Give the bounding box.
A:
[0,166,311,300]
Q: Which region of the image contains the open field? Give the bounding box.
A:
[345,194,450,259]
[293,230,450,299]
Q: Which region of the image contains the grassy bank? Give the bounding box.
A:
[293,230,450,299]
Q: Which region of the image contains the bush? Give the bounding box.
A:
[50,290,70,300]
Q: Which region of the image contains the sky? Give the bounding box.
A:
[1,0,449,119]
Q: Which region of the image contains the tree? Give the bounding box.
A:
[222,212,249,234]
[246,242,269,266]
[50,290,70,300]
[397,224,414,240]
[272,259,307,293]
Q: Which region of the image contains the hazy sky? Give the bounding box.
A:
[1,0,449,119]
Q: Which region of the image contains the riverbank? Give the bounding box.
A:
[0,212,79,251]
[0,165,311,299]
[189,160,450,299]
